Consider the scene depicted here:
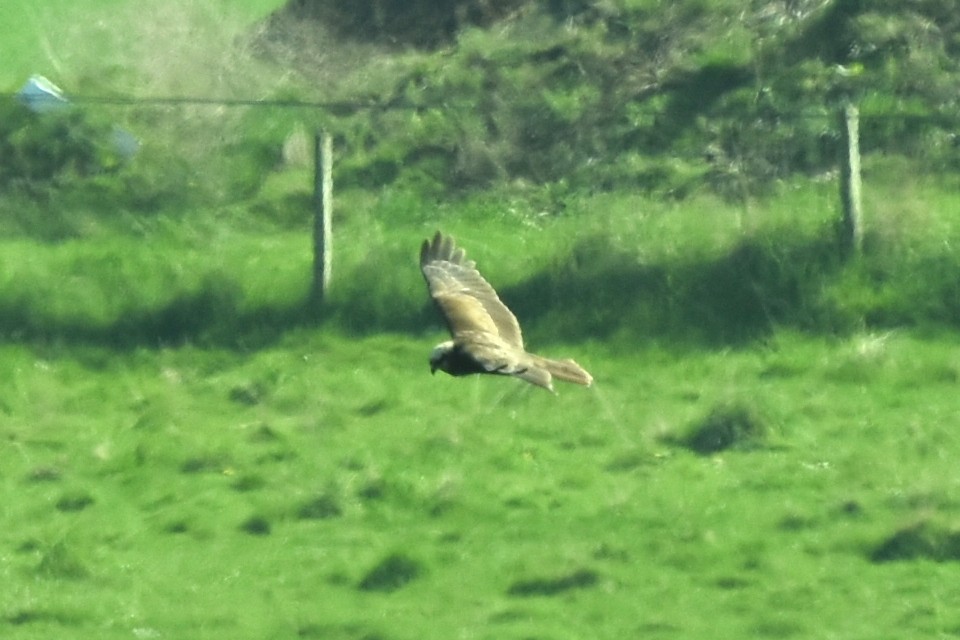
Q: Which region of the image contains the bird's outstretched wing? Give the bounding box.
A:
[420,231,524,349]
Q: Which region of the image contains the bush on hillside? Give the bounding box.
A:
[279,0,525,47]
[0,99,124,188]
[0,95,290,231]
[263,0,960,197]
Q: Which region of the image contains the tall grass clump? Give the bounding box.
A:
[801,163,960,332]
[669,401,771,454]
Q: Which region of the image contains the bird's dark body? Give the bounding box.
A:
[433,343,500,376]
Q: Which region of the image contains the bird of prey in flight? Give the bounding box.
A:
[420,231,593,392]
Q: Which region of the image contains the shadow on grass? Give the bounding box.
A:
[3,223,954,350]
[0,283,318,350]
[506,568,599,597]
[502,228,848,346]
[871,519,960,563]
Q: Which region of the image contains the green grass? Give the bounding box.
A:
[3,173,958,637]
[3,329,960,638]
[4,2,960,638]
[1,169,958,344]
[3,155,960,638]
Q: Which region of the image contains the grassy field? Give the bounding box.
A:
[3,327,960,639]
[2,168,960,640]
[3,175,960,639]
[4,1,960,638]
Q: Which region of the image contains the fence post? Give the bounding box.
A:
[838,103,863,257]
[311,131,333,307]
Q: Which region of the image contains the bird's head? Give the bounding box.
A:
[429,340,456,374]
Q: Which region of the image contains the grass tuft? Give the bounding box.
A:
[6,608,86,626]
[673,402,770,454]
[240,515,273,536]
[870,519,960,563]
[506,568,600,597]
[54,490,95,512]
[35,542,90,580]
[357,553,423,592]
[296,492,343,520]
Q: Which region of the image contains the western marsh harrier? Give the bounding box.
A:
[420,231,593,392]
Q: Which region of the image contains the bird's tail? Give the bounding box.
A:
[528,354,593,389]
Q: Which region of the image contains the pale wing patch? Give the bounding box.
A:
[420,232,524,348]
[430,290,501,337]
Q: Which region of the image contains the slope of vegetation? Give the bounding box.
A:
[1,0,959,341]
[254,0,960,195]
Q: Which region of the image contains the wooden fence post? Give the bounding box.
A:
[838,103,863,257]
[311,131,333,307]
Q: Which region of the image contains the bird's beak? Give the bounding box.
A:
[430,364,437,375]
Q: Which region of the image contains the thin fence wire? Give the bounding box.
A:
[2,89,956,214]
[1,91,955,123]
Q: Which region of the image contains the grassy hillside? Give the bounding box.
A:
[6,0,959,212]
[254,0,960,194]
[2,2,960,639]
